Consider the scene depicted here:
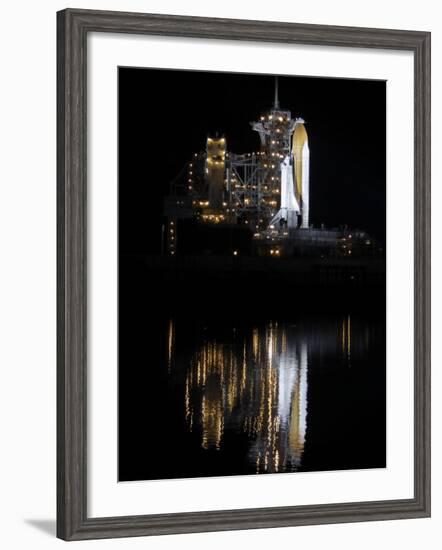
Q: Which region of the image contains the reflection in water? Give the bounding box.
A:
[118,311,385,482]
[167,319,175,373]
[177,322,309,473]
[342,314,351,365]
[164,314,378,476]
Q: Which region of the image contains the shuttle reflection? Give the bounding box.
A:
[183,322,309,473]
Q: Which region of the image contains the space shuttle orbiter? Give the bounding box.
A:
[269,118,310,230]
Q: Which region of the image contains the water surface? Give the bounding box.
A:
[119,313,385,481]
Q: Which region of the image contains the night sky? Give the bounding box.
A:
[119,68,386,254]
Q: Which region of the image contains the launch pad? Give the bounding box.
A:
[164,78,376,259]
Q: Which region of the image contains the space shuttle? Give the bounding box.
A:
[270,118,310,229]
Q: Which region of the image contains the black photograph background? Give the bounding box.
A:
[118,68,386,482]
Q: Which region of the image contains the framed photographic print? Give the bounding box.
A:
[57,8,431,540]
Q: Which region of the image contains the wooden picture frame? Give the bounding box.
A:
[57,8,431,540]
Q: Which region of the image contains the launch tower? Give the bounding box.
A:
[164,77,314,255]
